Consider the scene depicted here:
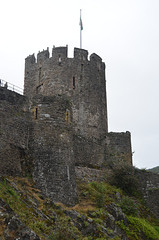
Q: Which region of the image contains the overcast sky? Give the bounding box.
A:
[0,0,159,169]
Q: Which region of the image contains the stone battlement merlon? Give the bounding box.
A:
[25,54,36,65]
[74,48,88,61]
[52,46,68,60]
[90,53,102,62]
[25,46,104,66]
[37,48,50,64]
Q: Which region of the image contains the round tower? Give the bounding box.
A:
[24,46,108,139]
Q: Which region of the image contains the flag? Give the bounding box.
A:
[79,15,83,30]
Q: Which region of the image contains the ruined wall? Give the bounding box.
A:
[105,132,132,166]
[30,95,77,205]
[24,46,108,140]
[0,87,31,175]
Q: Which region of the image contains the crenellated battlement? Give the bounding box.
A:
[25,46,103,66]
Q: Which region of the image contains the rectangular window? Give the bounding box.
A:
[73,77,76,89]
[35,107,38,119]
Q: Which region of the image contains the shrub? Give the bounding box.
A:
[88,182,107,208]
[127,216,159,240]
[110,164,139,196]
[120,196,138,216]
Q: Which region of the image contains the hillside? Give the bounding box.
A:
[0,172,159,240]
[148,166,159,174]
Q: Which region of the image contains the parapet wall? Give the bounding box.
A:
[25,46,92,66]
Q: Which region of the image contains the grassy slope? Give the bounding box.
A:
[0,176,159,240]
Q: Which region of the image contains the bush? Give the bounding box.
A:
[88,182,107,208]
[127,216,159,240]
[120,196,138,216]
[110,164,139,196]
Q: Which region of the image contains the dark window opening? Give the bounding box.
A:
[35,107,38,119]
[73,77,76,89]
[81,64,84,71]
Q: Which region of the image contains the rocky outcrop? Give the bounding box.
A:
[0,198,40,240]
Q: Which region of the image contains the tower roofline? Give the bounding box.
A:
[25,46,104,65]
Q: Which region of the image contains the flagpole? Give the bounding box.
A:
[80,9,82,48]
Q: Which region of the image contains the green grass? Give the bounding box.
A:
[127,216,159,240]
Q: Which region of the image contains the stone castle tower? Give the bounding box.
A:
[24,46,108,139]
[0,46,132,205]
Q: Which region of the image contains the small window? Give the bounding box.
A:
[35,107,38,119]
[81,64,84,71]
[73,77,75,89]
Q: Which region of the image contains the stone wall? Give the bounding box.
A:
[135,169,159,218]
[105,132,132,167]
[73,134,106,168]
[0,87,31,175]
[29,95,77,205]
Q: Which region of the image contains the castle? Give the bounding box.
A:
[0,46,132,205]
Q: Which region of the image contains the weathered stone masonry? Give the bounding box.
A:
[0,46,132,205]
[0,87,31,176]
